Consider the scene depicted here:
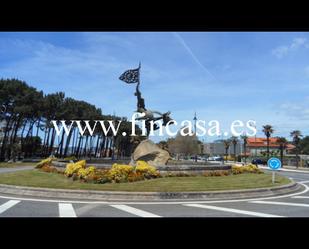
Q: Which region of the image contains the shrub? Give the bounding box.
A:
[164,172,193,177]
[64,156,78,161]
[108,164,134,183]
[135,161,161,179]
[35,157,55,168]
[77,166,96,179]
[64,160,86,177]
[203,171,230,177]
[40,165,58,173]
[224,155,235,161]
[63,160,160,184]
[231,164,263,175]
[127,171,144,182]
[91,169,111,184]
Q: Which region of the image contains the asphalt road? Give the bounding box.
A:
[0,168,309,217]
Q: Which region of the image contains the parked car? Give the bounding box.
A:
[190,156,204,162]
[251,158,267,165]
[214,156,223,161]
[208,156,223,161]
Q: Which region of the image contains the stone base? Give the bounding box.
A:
[131,139,170,167]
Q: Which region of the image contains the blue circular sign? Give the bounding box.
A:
[267,157,282,170]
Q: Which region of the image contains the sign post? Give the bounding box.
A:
[267,157,282,184]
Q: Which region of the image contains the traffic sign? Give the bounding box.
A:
[267,157,281,170]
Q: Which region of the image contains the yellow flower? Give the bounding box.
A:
[35,157,54,168]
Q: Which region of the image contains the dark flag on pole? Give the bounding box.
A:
[119,65,140,84]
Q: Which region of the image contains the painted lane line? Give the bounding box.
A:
[259,166,309,174]
[251,200,309,207]
[110,205,161,217]
[183,204,283,217]
[0,200,20,214]
[292,196,309,199]
[298,180,309,184]
[59,203,77,217]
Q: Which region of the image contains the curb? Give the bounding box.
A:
[0,181,301,202]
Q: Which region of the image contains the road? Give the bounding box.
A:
[0,168,309,217]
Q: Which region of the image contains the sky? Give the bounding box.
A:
[0,32,309,142]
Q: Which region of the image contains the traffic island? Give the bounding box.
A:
[0,169,301,201]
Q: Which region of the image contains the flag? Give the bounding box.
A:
[119,66,140,84]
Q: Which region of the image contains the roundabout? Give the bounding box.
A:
[1,166,309,217]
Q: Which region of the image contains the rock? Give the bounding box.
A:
[132,139,170,167]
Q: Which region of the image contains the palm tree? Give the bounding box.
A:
[231,136,238,162]
[240,135,248,164]
[223,139,231,164]
[290,130,302,168]
[262,125,274,160]
[276,137,288,168]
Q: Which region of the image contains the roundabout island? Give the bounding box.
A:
[0,158,300,202]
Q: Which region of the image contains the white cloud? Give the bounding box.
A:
[280,101,309,120]
[272,46,289,58]
[290,37,307,49]
[272,37,308,58]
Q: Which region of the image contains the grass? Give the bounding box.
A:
[0,162,36,168]
[0,169,291,192]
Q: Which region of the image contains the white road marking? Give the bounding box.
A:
[298,180,309,184]
[58,203,77,217]
[0,200,20,214]
[110,205,161,217]
[251,200,309,207]
[183,203,283,217]
[259,166,309,174]
[292,196,309,199]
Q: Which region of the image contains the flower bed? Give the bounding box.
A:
[231,164,263,174]
[36,157,264,185]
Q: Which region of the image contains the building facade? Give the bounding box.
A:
[246,137,295,156]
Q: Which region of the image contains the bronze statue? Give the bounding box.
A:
[119,63,174,136]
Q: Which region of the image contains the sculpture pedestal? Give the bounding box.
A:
[131,139,170,167]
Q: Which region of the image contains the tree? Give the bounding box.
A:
[223,139,231,163]
[240,135,248,164]
[22,136,42,157]
[0,78,145,161]
[290,130,302,168]
[168,127,199,158]
[231,136,238,162]
[262,124,274,160]
[299,136,309,155]
[276,137,288,168]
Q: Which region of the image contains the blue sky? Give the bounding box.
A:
[0,32,309,142]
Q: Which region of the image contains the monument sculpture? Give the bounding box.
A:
[119,63,174,166]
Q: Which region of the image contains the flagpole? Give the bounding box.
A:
[136,62,141,105]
